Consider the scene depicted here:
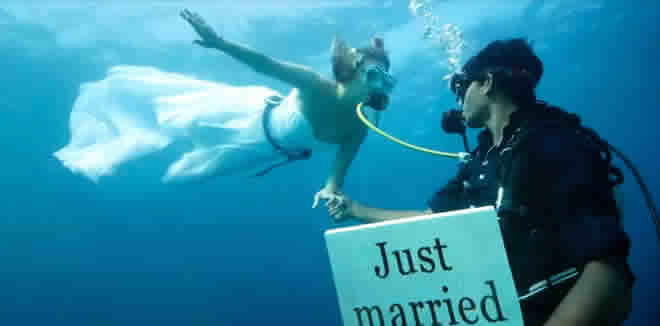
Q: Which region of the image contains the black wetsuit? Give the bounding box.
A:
[427,103,635,326]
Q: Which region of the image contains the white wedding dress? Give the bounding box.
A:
[53,65,339,183]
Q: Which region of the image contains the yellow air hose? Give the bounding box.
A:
[355,102,469,160]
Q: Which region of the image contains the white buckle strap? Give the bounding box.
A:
[519,267,579,301]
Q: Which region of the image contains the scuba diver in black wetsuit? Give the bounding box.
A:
[326,38,635,326]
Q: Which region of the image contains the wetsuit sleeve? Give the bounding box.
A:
[427,165,468,213]
[508,128,631,269]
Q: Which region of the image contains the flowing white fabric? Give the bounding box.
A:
[54,65,333,183]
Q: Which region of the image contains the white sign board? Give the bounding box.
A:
[324,206,523,326]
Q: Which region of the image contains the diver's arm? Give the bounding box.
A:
[213,39,331,92]
[543,257,632,326]
[349,201,430,223]
[328,193,431,223]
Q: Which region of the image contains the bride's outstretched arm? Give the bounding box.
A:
[180,9,334,94]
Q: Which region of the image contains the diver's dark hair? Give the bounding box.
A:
[332,37,390,83]
[463,38,542,107]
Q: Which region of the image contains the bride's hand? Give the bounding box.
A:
[180,9,223,48]
[312,186,345,209]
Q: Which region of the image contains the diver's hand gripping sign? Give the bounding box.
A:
[324,206,524,326]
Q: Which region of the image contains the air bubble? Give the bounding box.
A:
[409,0,466,77]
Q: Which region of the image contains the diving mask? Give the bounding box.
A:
[360,64,396,95]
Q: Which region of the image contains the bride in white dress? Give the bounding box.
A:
[54,9,397,208]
